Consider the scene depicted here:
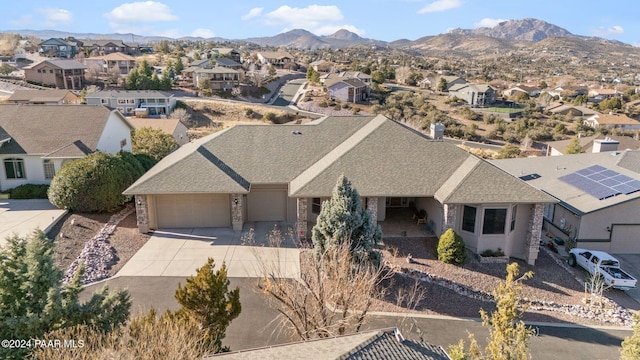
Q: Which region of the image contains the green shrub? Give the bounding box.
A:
[244,108,254,117]
[263,112,276,122]
[7,184,49,199]
[48,151,145,212]
[319,101,328,108]
[334,104,341,111]
[437,229,466,265]
[134,153,157,171]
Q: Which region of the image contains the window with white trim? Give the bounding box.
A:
[4,158,25,179]
[43,159,55,179]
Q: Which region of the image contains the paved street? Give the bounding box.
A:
[270,78,306,107]
[82,276,631,358]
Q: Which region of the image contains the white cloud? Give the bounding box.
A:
[250,5,364,36]
[190,28,216,38]
[36,7,73,26]
[593,25,624,37]
[242,7,263,20]
[104,1,178,23]
[418,0,462,14]
[474,18,506,28]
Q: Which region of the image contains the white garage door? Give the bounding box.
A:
[155,194,230,228]
[610,225,640,253]
[247,185,287,222]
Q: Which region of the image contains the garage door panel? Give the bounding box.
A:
[610,225,640,254]
[248,187,287,222]
[155,194,230,228]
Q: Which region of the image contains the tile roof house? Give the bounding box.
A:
[493,150,640,253]
[448,84,497,107]
[23,59,87,90]
[205,328,450,360]
[7,89,80,105]
[584,113,640,131]
[0,104,133,191]
[84,90,177,117]
[128,118,189,146]
[125,115,554,264]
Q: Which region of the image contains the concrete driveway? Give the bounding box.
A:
[612,253,640,304]
[0,199,67,247]
[116,223,300,278]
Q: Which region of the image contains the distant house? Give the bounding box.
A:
[448,83,496,107]
[205,328,450,360]
[320,71,372,86]
[38,38,78,58]
[584,113,640,131]
[503,85,541,97]
[0,104,133,191]
[546,103,597,118]
[193,67,240,91]
[204,48,241,63]
[212,57,242,70]
[80,39,138,55]
[327,78,369,103]
[84,52,137,74]
[256,51,294,67]
[310,59,334,72]
[85,90,176,117]
[7,89,80,105]
[128,118,189,146]
[23,59,87,90]
[545,135,640,156]
[588,88,622,101]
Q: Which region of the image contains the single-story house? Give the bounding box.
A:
[326,78,370,103]
[256,51,294,67]
[0,104,133,191]
[124,115,555,264]
[23,59,87,90]
[193,67,240,91]
[588,88,622,100]
[503,85,541,98]
[546,103,596,118]
[492,150,640,253]
[309,59,334,72]
[128,118,189,146]
[84,90,176,117]
[584,113,640,131]
[7,89,80,105]
[448,83,496,107]
[205,328,450,360]
[546,135,640,156]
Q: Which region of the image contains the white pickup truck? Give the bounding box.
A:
[568,249,637,290]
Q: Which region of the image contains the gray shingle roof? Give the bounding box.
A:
[25,59,87,70]
[194,67,239,74]
[214,57,241,67]
[8,89,76,102]
[616,150,640,174]
[126,115,552,204]
[0,104,119,155]
[84,90,174,99]
[205,328,450,360]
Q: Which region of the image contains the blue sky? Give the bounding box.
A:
[2,1,639,45]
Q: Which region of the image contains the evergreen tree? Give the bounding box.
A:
[621,312,640,360]
[175,258,241,353]
[174,56,185,74]
[132,127,179,161]
[0,231,130,359]
[311,175,382,263]
[565,137,582,154]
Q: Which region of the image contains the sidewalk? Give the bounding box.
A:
[0,199,67,247]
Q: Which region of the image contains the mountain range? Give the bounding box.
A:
[2,18,636,53]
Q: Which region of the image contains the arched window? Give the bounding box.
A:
[4,158,25,179]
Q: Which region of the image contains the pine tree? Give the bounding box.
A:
[0,231,130,359]
[175,258,241,353]
[565,137,582,154]
[311,175,382,263]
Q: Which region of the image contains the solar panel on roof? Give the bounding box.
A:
[559,165,640,200]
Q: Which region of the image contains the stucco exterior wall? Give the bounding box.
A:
[96,112,132,152]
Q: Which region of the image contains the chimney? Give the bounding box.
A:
[430,123,445,140]
[593,138,619,153]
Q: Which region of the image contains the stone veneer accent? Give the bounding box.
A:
[366,197,378,223]
[231,194,244,231]
[526,203,544,265]
[135,195,149,233]
[442,203,457,233]
[296,198,308,240]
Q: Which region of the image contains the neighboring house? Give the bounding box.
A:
[124,115,554,265]
[84,52,136,74]
[438,76,468,91]
[546,135,640,156]
[206,328,450,360]
[193,67,240,91]
[181,59,212,82]
[588,88,622,100]
[584,113,640,131]
[38,38,77,58]
[493,150,640,253]
[0,104,133,191]
[257,51,294,67]
[310,59,334,72]
[7,89,80,105]
[326,78,369,103]
[448,83,497,107]
[546,103,597,118]
[128,118,189,146]
[320,71,372,86]
[212,57,242,70]
[204,48,241,63]
[503,85,541,97]
[23,59,87,90]
[85,90,176,117]
[80,39,138,55]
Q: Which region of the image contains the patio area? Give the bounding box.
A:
[379,207,434,238]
